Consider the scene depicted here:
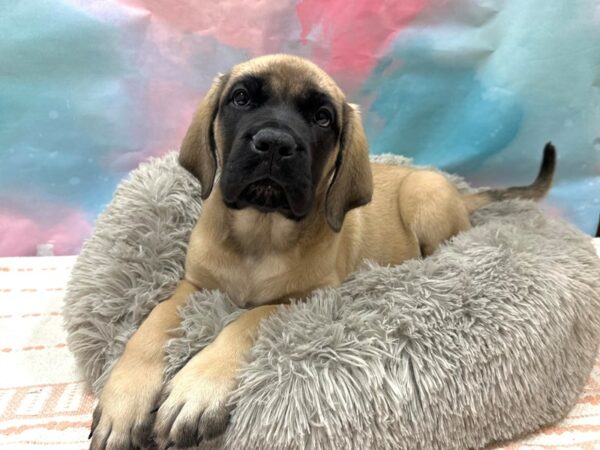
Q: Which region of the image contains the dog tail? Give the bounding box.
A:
[462,142,556,213]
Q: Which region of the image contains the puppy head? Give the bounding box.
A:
[179,54,373,232]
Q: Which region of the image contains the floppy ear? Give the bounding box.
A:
[325,103,373,232]
[179,74,229,199]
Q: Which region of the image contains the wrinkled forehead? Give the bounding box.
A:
[227,55,346,106]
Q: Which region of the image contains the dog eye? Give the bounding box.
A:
[232,88,250,107]
[314,108,332,127]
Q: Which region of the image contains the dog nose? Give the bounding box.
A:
[252,128,297,157]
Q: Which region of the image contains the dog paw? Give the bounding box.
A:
[89,363,163,450]
[154,351,236,448]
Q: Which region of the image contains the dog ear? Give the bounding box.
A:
[325,103,373,232]
[179,74,229,199]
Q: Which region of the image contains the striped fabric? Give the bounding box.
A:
[1,244,599,449]
[0,256,92,449]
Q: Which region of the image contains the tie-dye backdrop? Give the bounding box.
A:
[1,0,599,256]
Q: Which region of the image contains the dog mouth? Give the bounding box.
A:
[238,179,291,212]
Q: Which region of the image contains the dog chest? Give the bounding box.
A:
[218,254,293,306]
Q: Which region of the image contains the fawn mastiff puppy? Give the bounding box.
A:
[90,54,556,450]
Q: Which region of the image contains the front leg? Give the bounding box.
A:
[90,280,198,450]
[154,304,279,448]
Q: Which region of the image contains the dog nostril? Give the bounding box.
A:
[278,145,295,157]
[252,137,270,152]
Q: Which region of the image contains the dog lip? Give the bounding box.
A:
[237,177,293,212]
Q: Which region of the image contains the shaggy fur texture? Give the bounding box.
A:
[64,152,600,450]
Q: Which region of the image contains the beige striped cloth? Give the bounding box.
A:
[0,256,92,449]
[1,242,599,449]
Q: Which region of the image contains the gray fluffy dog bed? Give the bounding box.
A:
[64,152,600,450]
